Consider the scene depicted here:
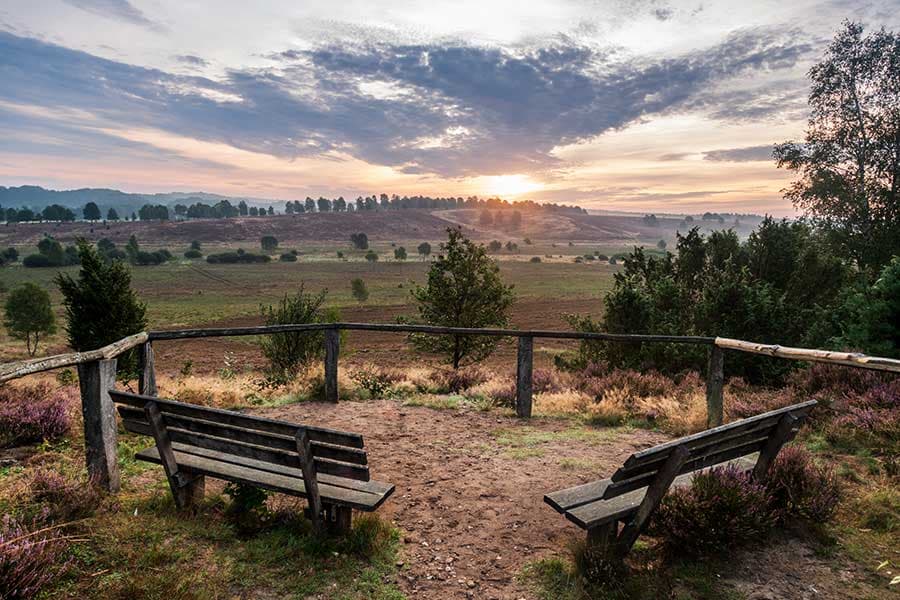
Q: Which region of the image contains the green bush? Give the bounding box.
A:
[258,285,335,385]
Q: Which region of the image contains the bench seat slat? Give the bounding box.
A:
[124,420,371,481]
[123,419,371,481]
[135,447,394,511]
[112,390,364,448]
[551,455,757,529]
[118,405,368,465]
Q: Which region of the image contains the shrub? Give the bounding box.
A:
[0,514,71,600]
[350,365,404,398]
[261,235,279,252]
[350,278,369,303]
[532,368,564,393]
[56,240,147,377]
[432,366,490,393]
[648,465,776,558]
[184,248,202,259]
[529,256,541,263]
[27,469,101,522]
[279,252,297,262]
[258,285,333,385]
[0,384,71,448]
[365,250,378,262]
[206,251,271,264]
[765,446,841,522]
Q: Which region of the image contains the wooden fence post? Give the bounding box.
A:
[138,341,157,396]
[324,328,339,403]
[516,336,534,418]
[77,358,120,492]
[706,345,725,427]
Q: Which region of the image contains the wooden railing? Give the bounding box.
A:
[2,323,899,492]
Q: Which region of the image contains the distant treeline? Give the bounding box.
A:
[3,194,585,223]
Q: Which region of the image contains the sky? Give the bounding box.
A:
[1,1,898,215]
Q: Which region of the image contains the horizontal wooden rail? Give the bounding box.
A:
[0,332,148,384]
[715,338,900,373]
[147,322,716,344]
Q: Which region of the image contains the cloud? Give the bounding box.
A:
[174,54,209,67]
[0,26,812,178]
[703,145,774,162]
[61,0,164,31]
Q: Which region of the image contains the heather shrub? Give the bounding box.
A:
[648,465,776,558]
[765,446,841,522]
[432,366,490,393]
[0,514,71,600]
[823,378,900,455]
[27,469,101,522]
[465,377,516,408]
[786,362,889,403]
[350,365,404,399]
[0,384,72,448]
[532,368,565,393]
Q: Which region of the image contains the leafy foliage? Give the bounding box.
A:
[260,235,279,252]
[408,228,515,368]
[3,282,56,355]
[565,220,850,383]
[775,21,900,276]
[55,240,147,376]
[351,277,369,303]
[258,284,334,385]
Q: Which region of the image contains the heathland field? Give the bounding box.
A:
[0,214,625,371]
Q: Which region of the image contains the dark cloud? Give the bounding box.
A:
[0,26,812,177]
[703,145,774,162]
[174,54,209,67]
[61,0,164,31]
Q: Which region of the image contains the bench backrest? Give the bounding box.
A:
[603,400,817,500]
[111,390,371,481]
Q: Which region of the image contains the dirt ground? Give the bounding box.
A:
[256,399,667,599]
[245,399,888,600]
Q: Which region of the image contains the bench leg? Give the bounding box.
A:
[171,472,205,510]
[586,521,617,555]
[323,504,353,535]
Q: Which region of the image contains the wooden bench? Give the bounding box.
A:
[111,390,394,534]
[544,400,817,558]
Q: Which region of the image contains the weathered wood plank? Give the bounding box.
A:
[77,359,120,492]
[122,419,371,480]
[148,323,716,344]
[560,455,757,529]
[622,400,816,466]
[138,342,158,397]
[604,437,769,499]
[515,336,534,418]
[715,337,900,373]
[705,345,725,427]
[139,444,392,496]
[135,447,393,510]
[297,428,323,534]
[111,390,364,447]
[324,328,340,403]
[616,446,689,554]
[752,413,799,481]
[117,405,368,464]
[145,401,194,509]
[1,332,147,383]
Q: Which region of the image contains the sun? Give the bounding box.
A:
[477,174,544,198]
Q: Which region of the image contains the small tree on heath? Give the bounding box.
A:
[3,282,56,356]
[56,240,147,376]
[351,278,369,303]
[408,227,514,368]
[417,242,431,260]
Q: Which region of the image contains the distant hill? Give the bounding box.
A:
[0,185,275,215]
